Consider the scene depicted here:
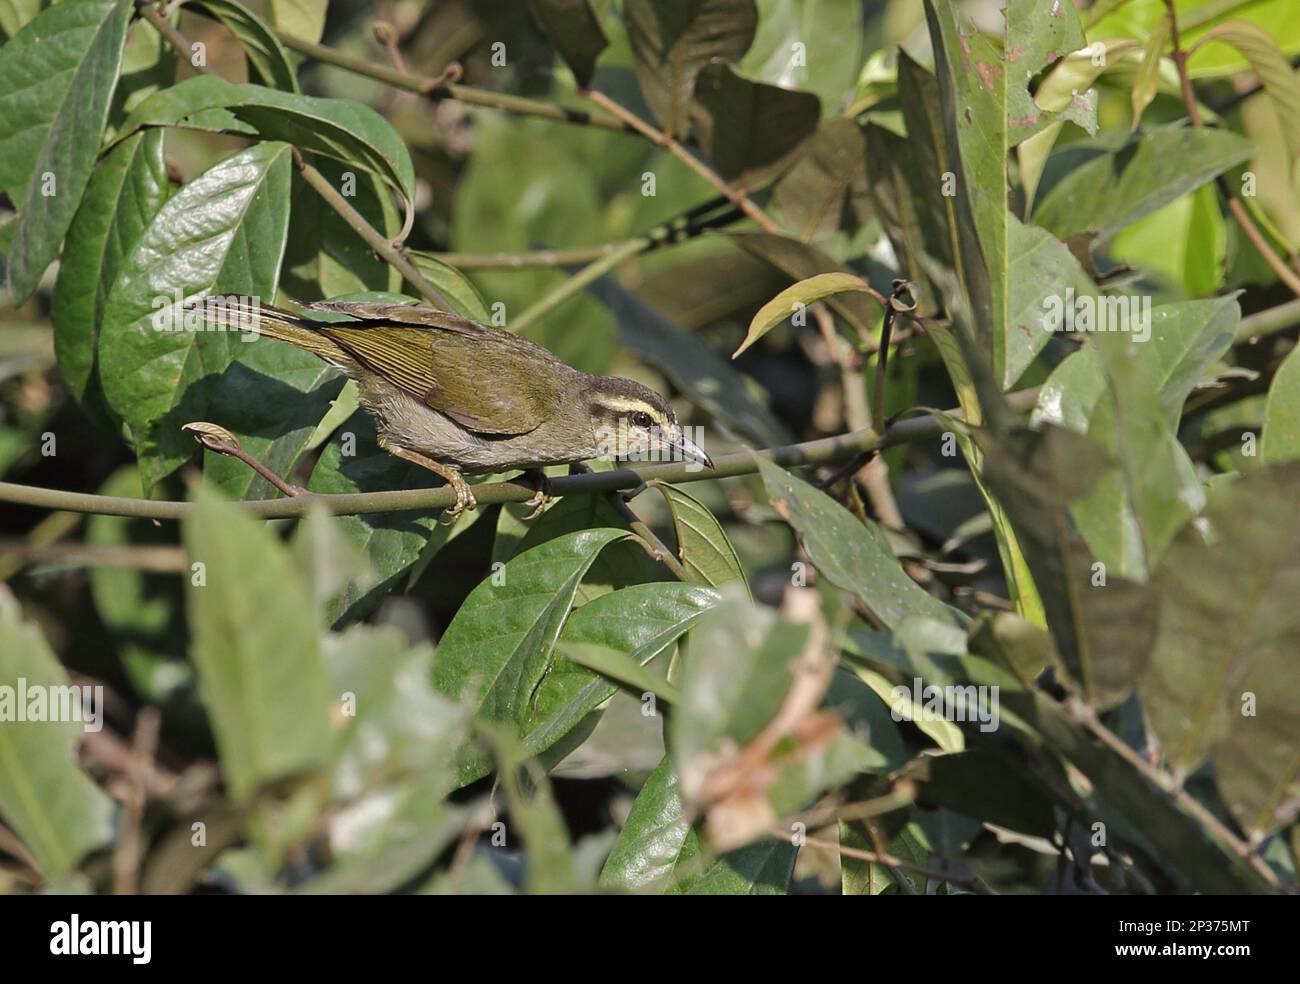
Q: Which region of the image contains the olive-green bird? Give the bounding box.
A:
[243,299,713,518]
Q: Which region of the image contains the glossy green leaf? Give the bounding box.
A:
[187,0,300,92]
[600,756,796,894]
[625,0,758,138]
[521,581,720,772]
[735,271,873,358]
[0,594,116,877]
[52,128,171,424]
[528,0,607,88]
[432,528,629,780]
[182,484,332,802]
[1141,463,1300,837]
[97,141,294,488]
[118,75,415,205]
[757,457,964,629]
[1031,124,1254,243]
[692,61,819,190]
[0,0,134,302]
[648,481,747,588]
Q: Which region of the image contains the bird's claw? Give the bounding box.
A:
[439,475,477,525]
[517,470,552,521]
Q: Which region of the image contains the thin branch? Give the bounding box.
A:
[274,30,630,132]
[0,414,945,522]
[581,87,785,236]
[137,1,218,77]
[0,390,1041,521]
[508,198,742,331]
[792,831,993,894]
[1067,698,1283,892]
[1164,0,1300,298]
[423,243,651,270]
[291,149,451,310]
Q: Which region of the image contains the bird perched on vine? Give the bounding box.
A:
[241,299,713,520]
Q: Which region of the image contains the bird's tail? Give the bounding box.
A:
[213,299,355,367]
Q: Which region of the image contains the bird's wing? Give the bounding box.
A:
[315,317,565,436]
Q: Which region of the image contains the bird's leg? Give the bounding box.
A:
[387,446,476,523]
[512,469,553,521]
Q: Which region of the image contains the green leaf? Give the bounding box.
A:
[739,0,863,115]
[600,756,796,894]
[648,481,747,588]
[281,158,399,300]
[1262,343,1300,462]
[1031,124,1254,243]
[1036,296,1240,432]
[52,128,171,425]
[0,594,116,877]
[625,0,758,138]
[268,0,327,44]
[1017,39,1142,209]
[978,426,1155,707]
[771,117,872,240]
[1109,185,1227,296]
[1141,462,1300,837]
[1200,21,1300,175]
[305,410,441,626]
[118,75,416,206]
[406,251,492,322]
[528,0,608,88]
[182,484,332,802]
[727,231,882,346]
[735,271,874,358]
[187,0,301,93]
[757,457,964,629]
[0,0,134,302]
[692,60,819,190]
[522,581,719,769]
[0,0,41,40]
[97,141,294,488]
[432,528,629,781]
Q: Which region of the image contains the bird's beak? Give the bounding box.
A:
[673,431,714,470]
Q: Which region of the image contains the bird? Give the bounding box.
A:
[238,299,713,519]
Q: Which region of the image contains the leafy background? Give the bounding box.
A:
[0,0,1298,894]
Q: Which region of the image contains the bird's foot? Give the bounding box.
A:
[514,469,553,521]
[386,446,476,524]
[440,470,477,525]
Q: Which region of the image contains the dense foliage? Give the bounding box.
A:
[0,0,1297,895]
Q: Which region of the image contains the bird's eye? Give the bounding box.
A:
[631,411,653,429]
